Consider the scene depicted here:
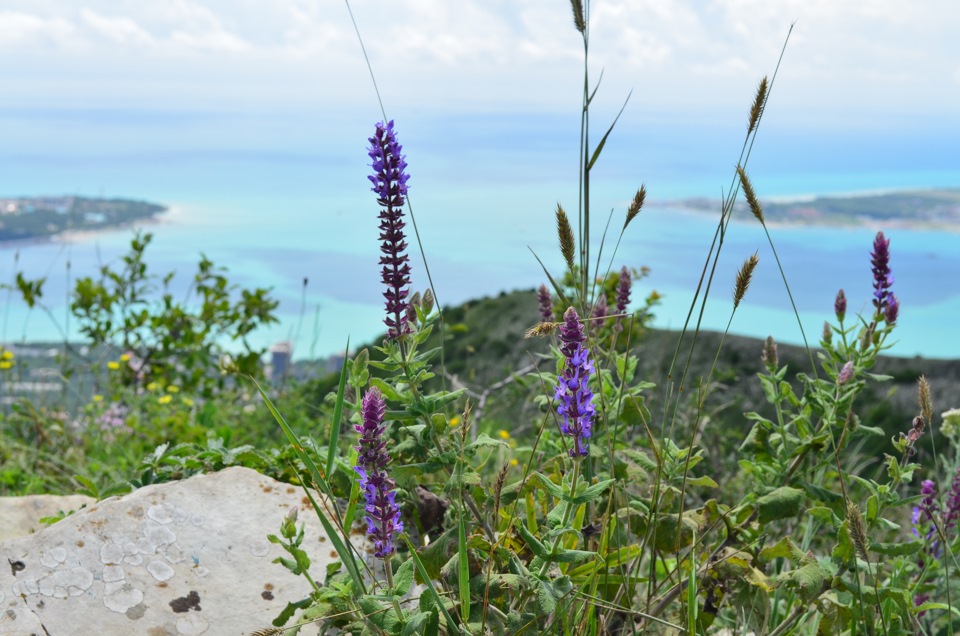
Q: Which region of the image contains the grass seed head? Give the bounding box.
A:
[748,76,769,134]
[733,253,759,309]
[736,166,765,225]
[570,0,586,33]
[624,185,646,230]
[556,203,577,271]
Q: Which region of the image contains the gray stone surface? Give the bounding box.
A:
[0,494,95,542]
[0,467,358,635]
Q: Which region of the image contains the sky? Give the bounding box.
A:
[0,0,957,129]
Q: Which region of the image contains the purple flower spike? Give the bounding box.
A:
[884,293,899,325]
[616,267,632,315]
[592,293,608,321]
[369,121,412,341]
[355,387,403,558]
[945,467,960,536]
[554,307,595,458]
[834,289,846,322]
[537,284,553,322]
[870,232,894,314]
[837,361,854,385]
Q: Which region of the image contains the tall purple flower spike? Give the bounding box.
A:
[554,307,595,458]
[870,232,894,315]
[369,121,412,340]
[614,266,632,331]
[537,284,553,322]
[355,387,403,558]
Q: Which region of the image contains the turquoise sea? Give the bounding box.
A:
[1,109,959,359]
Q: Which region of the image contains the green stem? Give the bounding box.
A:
[538,460,582,578]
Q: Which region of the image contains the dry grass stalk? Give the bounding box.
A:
[570,0,586,33]
[917,375,933,425]
[737,166,765,225]
[748,76,769,134]
[733,253,759,309]
[624,184,646,230]
[525,321,558,339]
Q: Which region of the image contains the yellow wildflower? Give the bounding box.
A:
[93,394,103,402]
[1,350,13,360]
[182,397,195,407]
[498,429,511,440]
[166,385,180,394]
[0,361,12,370]
[146,382,159,392]
[510,458,519,467]
[119,353,131,362]
[107,361,121,370]
[448,416,460,427]
[158,395,173,405]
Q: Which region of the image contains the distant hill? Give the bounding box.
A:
[0,196,166,242]
[305,289,960,469]
[667,188,960,230]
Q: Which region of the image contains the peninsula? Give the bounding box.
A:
[665,188,960,231]
[0,196,166,243]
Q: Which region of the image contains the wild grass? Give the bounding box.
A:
[1,2,959,635]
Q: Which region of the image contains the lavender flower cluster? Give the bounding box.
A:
[554,307,595,458]
[870,231,898,324]
[369,121,412,340]
[355,387,403,558]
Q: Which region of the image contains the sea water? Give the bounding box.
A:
[1,110,958,359]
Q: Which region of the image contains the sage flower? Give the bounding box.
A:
[537,284,553,322]
[834,289,846,322]
[870,231,894,314]
[554,307,595,458]
[614,267,631,331]
[369,121,412,340]
[884,292,899,325]
[355,387,403,558]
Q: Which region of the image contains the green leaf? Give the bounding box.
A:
[359,596,399,631]
[587,90,632,171]
[392,558,415,597]
[537,579,558,616]
[403,612,434,636]
[686,475,718,488]
[832,520,855,563]
[914,602,960,618]
[571,478,615,505]
[756,487,805,523]
[516,521,549,559]
[465,433,507,452]
[530,472,565,500]
[870,541,922,556]
[759,537,804,564]
[776,560,829,603]
[72,475,99,499]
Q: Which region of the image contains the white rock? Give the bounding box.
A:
[0,494,94,542]
[0,467,369,635]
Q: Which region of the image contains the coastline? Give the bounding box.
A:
[659,187,960,233]
[0,206,174,250]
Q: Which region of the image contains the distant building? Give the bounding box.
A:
[270,341,293,385]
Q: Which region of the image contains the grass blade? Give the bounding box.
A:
[458,507,470,622]
[402,534,458,632]
[586,89,632,171]
[326,337,350,479]
[251,376,368,595]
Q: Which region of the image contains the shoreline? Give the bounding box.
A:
[664,205,960,234]
[0,207,174,250]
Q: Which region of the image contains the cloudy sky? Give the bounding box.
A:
[1,0,957,127]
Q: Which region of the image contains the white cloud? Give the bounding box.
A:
[0,10,75,47]
[80,9,154,46]
[0,0,956,121]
